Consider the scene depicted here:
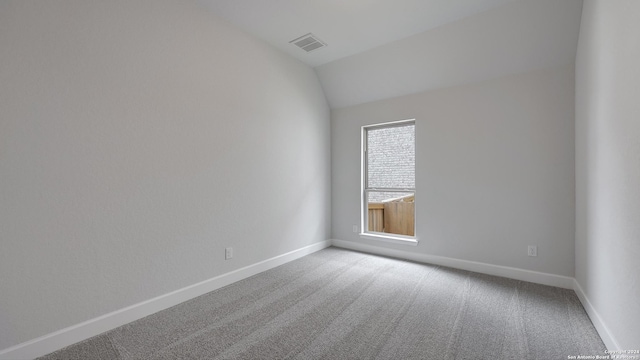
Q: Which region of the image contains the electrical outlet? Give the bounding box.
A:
[528,245,537,257]
[352,225,358,233]
[225,247,233,260]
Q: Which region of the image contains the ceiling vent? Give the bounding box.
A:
[289,33,327,53]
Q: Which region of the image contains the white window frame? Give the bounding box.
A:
[361,119,417,245]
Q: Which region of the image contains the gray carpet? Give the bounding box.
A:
[39,247,606,359]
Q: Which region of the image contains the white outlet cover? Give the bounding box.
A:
[528,246,537,257]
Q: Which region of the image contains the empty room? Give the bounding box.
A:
[1,0,638,359]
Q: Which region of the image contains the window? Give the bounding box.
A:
[362,120,416,243]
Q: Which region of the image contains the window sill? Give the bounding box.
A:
[359,232,418,246]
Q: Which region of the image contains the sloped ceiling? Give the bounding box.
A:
[197,0,518,67]
[198,0,583,109]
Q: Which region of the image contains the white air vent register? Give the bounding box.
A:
[289,33,326,53]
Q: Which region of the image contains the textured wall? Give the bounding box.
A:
[575,0,640,349]
[332,65,575,277]
[0,0,330,350]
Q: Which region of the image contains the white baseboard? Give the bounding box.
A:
[572,280,620,351]
[3,240,620,358]
[331,239,575,289]
[0,240,331,360]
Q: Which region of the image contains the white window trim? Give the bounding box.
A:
[361,119,417,244]
[359,232,418,246]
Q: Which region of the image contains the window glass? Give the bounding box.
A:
[366,125,415,189]
[363,121,415,239]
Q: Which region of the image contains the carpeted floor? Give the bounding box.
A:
[39,247,606,359]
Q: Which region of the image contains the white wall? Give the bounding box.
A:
[0,0,330,351]
[575,0,640,349]
[332,65,575,277]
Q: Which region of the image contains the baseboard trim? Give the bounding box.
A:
[331,239,575,289]
[572,280,619,351]
[0,240,331,360]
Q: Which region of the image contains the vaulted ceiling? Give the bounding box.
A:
[198,0,583,109]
